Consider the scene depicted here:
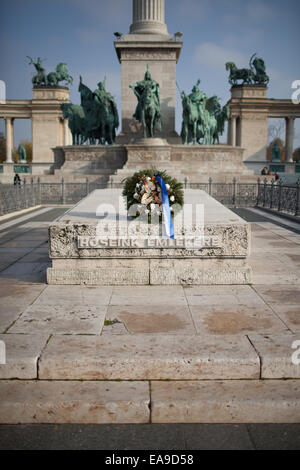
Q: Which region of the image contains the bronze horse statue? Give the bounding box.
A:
[138,86,162,138]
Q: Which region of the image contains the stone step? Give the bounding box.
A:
[0,334,48,380]
[2,333,300,381]
[0,379,299,424]
[0,380,150,424]
[151,379,300,423]
[38,334,260,381]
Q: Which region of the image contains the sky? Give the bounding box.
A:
[0,0,300,146]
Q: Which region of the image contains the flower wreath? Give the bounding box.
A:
[122,169,184,219]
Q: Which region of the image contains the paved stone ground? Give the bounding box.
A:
[0,205,299,446]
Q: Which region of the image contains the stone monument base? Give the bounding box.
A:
[52,141,256,184]
[110,142,255,184]
[47,189,251,286]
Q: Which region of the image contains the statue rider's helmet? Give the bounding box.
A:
[97,81,105,91]
[144,64,152,81]
[144,70,152,81]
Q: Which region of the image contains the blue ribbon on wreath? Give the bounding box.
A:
[154,174,174,240]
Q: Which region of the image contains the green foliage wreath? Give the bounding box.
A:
[122,169,184,218]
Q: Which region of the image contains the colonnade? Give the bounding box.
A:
[1,115,71,163]
[228,115,297,162]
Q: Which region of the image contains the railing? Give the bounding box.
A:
[0,177,299,217]
[256,178,300,217]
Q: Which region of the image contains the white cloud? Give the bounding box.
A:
[194,42,248,71]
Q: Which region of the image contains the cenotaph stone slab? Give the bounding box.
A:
[47,189,251,285]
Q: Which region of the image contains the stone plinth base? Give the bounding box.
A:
[47,258,250,286]
[47,189,251,286]
[111,143,254,183]
[53,145,127,176]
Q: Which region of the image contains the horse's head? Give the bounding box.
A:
[206,95,220,114]
[56,62,67,73]
[60,103,72,118]
[141,86,155,105]
[225,62,235,71]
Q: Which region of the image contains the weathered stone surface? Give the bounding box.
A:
[53,145,127,177]
[38,334,259,380]
[185,285,289,336]
[0,334,48,379]
[248,333,300,379]
[0,380,150,424]
[269,305,300,333]
[8,304,106,335]
[34,285,113,306]
[47,189,251,285]
[151,380,300,423]
[47,266,150,285]
[113,144,253,182]
[0,283,46,333]
[150,258,251,285]
[110,285,187,306]
[105,303,196,334]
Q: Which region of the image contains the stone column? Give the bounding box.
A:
[63,119,71,146]
[285,116,294,162]
[230,117,237,146]
[5,117,13,163]
[130,0,169,35]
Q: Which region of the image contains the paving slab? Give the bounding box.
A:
[0,334,48,379]
[105,303,196,334]
[110,285,187,306]
[151,380,300,423]
[268,304,300,333]
[0,380,150,424]
[17,251,50,263]
[8,304,107,335]
[249,259,300,285]
[248,333,300,378]
[0,283,46,332]
[0,262,50,284]
[38,334,260,380]
[253,285,300,306]
[184,284,266,307]
[0,239,47,248]
[189,305,289,336]
[33,285,113,307]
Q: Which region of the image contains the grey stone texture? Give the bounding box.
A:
[47,189,252,285]
[38,334,260,381]
[0,380,150,424]
[151,380,300,423]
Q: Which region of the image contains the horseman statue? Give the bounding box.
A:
[27,56,73,87]
[180,80,229,145]
[76,76,119,145]
[129,65,162,138]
